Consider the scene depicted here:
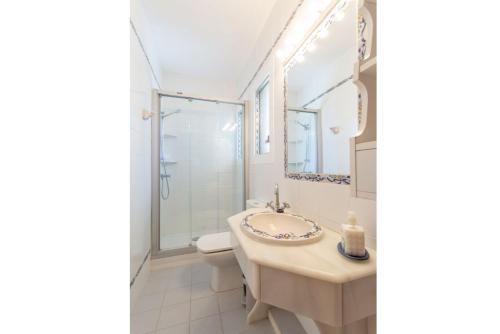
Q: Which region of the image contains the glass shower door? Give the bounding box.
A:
[158,96,244,252]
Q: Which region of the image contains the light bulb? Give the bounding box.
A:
[285,33,300,48]
[306,11,320,24]
[318,0,331,11]
[276,49,286,60]
[306,43,317,52]
[293,21,306,34]
[335,11,345,21]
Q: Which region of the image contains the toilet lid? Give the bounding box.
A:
[197,232,232,254]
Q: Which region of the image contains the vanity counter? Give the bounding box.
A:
[228,208,376,284]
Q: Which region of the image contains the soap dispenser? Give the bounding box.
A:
[341,211,365,257]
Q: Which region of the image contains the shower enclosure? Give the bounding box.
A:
[151,91,246,258]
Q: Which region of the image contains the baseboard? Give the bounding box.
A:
[130,254,150,311]
[150,252,202,271]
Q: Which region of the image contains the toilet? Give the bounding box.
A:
[196,199,265,292]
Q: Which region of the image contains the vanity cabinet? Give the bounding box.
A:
[229,209,377,334]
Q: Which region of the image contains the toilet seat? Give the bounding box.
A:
[197,232,232,254]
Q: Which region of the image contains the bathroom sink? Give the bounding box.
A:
[240,212,323,244]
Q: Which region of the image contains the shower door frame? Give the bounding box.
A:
[151,90,249,259]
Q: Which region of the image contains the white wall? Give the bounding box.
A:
[161,70,237,100]
[130,0,161,288]
[236,0,376,247]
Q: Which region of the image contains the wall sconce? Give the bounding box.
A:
[142,109,153,120]
[284,0,349,73]
[330,126,341,134]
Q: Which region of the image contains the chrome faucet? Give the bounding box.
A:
[266,183,290,213]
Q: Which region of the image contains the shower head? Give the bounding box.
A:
[160,109,181,119]
[295,120,311,130]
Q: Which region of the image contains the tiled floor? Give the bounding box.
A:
[131,262,275,334]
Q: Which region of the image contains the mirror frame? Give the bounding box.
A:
[283,0,353,185]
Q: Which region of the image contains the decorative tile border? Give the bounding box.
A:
[358,14,368,61]
[241,212,322,242]
[288,172,351,184]
[358,92,363,127]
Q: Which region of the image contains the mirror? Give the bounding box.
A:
[284,0,357,183]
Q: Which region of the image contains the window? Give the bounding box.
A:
[255,78,270,154]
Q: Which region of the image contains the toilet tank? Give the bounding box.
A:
[245,199,266,209]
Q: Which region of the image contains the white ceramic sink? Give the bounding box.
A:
[240,211,323,244]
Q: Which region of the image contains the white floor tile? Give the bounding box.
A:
[157,302,190,330]
[190,314,223,334]
[143,276,169,295]
[190,263,211,275]
[131,308,161,334]
[166,270,192,290]
[190,282,215,300]
[191,267,211,284]
[163,286,191,307]
[170,265,192,276]
[217,288,243,313]
[242,318,275,334]
[190,295,219,321]
[133,292,165,314]
[220,307,249,334]
[149,268,174,280]
[155,322,189,334]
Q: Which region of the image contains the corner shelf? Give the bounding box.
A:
[360,56,376,77]
[160,160,177,165]
[350,0,377,200]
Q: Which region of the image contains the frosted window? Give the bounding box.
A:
[256,79,270,154]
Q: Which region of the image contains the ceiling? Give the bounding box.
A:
[142,0,279,82]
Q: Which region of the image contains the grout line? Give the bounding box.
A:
[216,288,224,334]
[153,297,162,333]
[188,285,193,332]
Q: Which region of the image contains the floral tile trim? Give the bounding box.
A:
[241,212,323,241]
[358,14,367,60]
[288,173,351,185]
